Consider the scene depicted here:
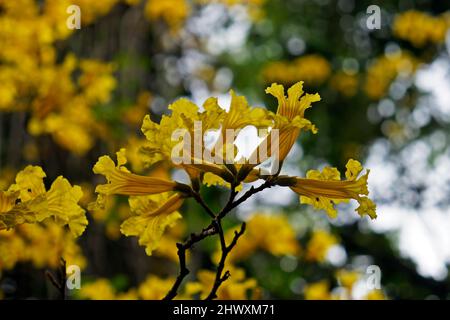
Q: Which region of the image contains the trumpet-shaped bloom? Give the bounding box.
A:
[92,149,186,256]
[10,165,47,199]
[0,166,87,237]
[92,148,177,205]
[251,82,321,164]
[120,193,183,256]
[141,91,272,181]
[46,176,87,237]
[220,90,272,132]
[290,159,376,219]
[0,191,37,230]
[141,98,224,166]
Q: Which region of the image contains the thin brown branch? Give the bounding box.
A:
[163,223,217,300]
[228,179,276,212]
[45,257,66,300]
[164,175,277,300]
[205,222,246,300]
[192,191,216,218]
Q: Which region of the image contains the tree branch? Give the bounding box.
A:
[45,257,66,300]
[205,222,246,300]
[228,179,276,212]
[192,191,216,219]
[164,176,277,300]
[163,223,217,300]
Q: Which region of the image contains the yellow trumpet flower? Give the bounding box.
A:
[0,166,87,237]
[120,193,184,255]
[93,148,177,197]
[290,159,377,219]
[250,81,321,164]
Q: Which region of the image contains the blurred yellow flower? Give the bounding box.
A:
[78,275,177,300]
[0,222,86,272]
[364,50,419,99]
[186,267,258,300]
[336,269,360,290]
[0,0,117,154]
[305,230,338,263]
[217,213,300,264]
[393,10,450,47]
[78,279,117,300]
[330,72,359,97]
[78,60,117,105]
[144,0,190,31]
[365,289,386,300]
[138,275,176,300]
[263,55,331,85]
[122,91,153,128]
[304,280,331,300]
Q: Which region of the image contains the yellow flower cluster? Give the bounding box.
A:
[0,1,118,155]
[78,275,176,300]
[0,165,86,272]
[0,165,87,237]
[90,149,183,255]
[393,10,450,47]
[27,57,117,155]
[186,267,259,299]
[72,0,121,25]
[0,223,86,272]
[304,270,387,300]
[144,0,191,31]
[364,51,419,99]
[91,81,376,257]
[262,55,331,85]
[330,72,359,97]
[79,268,258,300]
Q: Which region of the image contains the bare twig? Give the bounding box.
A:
[205,222,246,300]
[45,257,66,300]
[191,191,216,218]
[228,179,276,211]
[164,176,277,300]
[163,224,216,300]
